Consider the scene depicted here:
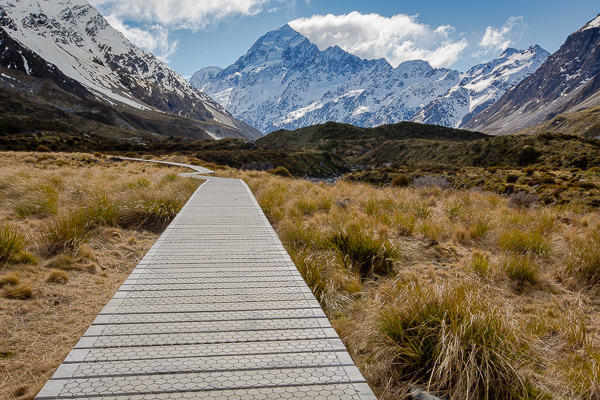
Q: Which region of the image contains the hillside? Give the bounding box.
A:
[465,15,600,134]
[0,0,260,140]
[257,121,600,169]
[257,121,487,150]
[520,104,600,138]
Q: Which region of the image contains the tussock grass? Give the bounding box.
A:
[329,226,396,279]
[498,229,551,255]
[4,283,33,300]
[469,252,491,277]
[47,269,69,284]
[0,222,26,261]
[13,191,58,217]
[43,209,93,254]
[378,283,531,400]
[566,231,600,285]
[0,274,20,287]
[502,254,539,285]
[45,254,77,270]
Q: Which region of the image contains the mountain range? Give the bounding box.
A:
[191,24,549,134]
[0,0,260,141]
[464,15,600,136]
[0,0,598,143]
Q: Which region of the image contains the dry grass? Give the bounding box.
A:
[0,151,200,400]
[216,168,600,399]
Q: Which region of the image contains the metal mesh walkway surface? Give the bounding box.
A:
[36,171,376,399]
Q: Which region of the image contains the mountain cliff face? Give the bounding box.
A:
[191,24,547,133]
[464,15,600,135]
[413,46,549,127]
[0,0,261,140]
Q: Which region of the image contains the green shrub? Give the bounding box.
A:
[379,284,529,399]
[0,222,26,261]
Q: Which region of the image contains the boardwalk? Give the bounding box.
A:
[36,163,376,399]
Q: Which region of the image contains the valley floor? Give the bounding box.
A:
[218,168,600,399]
[1,151,600,399]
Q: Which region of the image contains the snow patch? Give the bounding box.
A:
[582,15,600,31]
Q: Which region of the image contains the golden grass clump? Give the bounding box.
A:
[44,254,77,270]
[502,253,539,285]
[328,226,396,279]
[4,283,33,300]
[0,273,20,287]
[377,282,533,400]
[498,229,551,255]
[0,222,27,261]
[566,230,600,285]
[47,269,69,284]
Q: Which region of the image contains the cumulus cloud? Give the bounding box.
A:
[90,0,272,31]
[288,12,468,68]
[105,15,178,62]
[479,16,526,53]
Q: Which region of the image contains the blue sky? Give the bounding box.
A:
[90,0,599,77]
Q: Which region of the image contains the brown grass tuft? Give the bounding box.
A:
[46,269,69,284]
[4,283,33,300]
[0,273,20,287]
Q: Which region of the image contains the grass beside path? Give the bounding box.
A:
[0,152,201,400]
[217,168,600,400]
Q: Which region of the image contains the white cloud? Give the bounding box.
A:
[90,0,272,31]
[105,15,178,62]
[288,12,468,68]
[479,16,525,53]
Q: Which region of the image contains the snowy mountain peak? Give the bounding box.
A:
[413,45,549,128]
[0,0,260,139]
[191,25,548,133]
[579,14,600,31]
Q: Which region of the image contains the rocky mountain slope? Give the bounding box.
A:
[0,0,260,140]
[192,24,547,134]
[464,15,600,135]
[412,45,549,127]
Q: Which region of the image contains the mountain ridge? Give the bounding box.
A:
[192,24,548,134]
[464,14,600,135]
[0,0,261,140]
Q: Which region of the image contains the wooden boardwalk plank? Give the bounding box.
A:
[36,165,376,399]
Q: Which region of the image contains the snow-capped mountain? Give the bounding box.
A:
[413,46,549,127]
[0,0,260,140]
[464,15,600,135]
[191,24,547,134]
